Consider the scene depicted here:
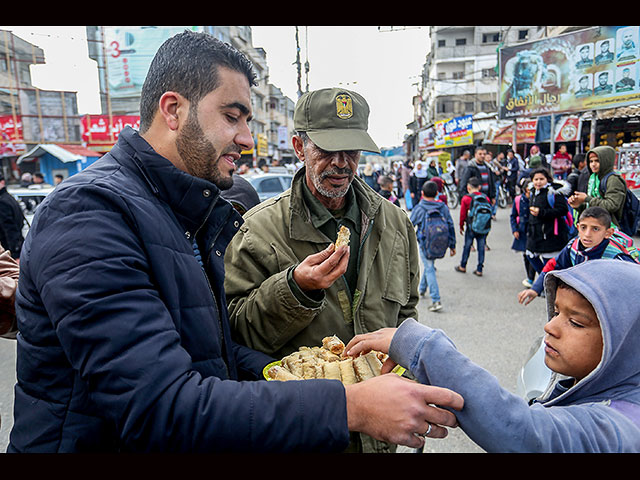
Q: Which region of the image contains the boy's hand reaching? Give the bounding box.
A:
[518,288,538,305]
[345,328,398,374]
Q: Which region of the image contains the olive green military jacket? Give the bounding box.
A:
[224,167,420,360]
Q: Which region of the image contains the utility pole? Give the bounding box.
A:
[295,26,303,98]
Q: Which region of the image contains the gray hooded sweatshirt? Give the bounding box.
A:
[390,259,640,452]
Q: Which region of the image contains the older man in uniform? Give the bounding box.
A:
[224,87,421,453]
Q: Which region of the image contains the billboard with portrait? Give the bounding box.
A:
[499,26,640,119]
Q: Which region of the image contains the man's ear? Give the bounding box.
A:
[291,135,305,162]
[157,91,188,131]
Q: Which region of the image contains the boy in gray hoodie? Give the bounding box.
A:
[345,259,640,452]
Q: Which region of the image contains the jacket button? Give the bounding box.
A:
[215,250,222,256]
[185,231,191,239]
[203,189,211,198]
[234,221,239,228]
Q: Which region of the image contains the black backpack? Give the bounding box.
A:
[599,172,640,236]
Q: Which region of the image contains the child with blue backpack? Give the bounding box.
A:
[518,205,640,305]
[410,180,456,312]
[455,177,492,277]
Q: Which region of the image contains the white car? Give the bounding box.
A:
[245,173,293,202]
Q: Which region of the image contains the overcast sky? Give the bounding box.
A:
[0,26,429,149]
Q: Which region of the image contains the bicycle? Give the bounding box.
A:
[497,181,511,208]
[441,173,459,209]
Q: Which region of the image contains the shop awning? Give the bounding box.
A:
[17,144,100,164]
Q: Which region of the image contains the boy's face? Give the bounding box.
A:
[543,286,603,381]
[589,153,600,173]
[577,216,613,249]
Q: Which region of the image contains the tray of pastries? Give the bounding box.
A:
[264,334,404,384]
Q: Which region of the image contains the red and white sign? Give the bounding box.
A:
[82,115,140,146]
[0,115,26,157]
[554,116,581,142]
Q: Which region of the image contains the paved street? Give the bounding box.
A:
[0,199,552,453]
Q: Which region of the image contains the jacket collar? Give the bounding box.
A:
[288,166,383,243]
[113,126,239,237]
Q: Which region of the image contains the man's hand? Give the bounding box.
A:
[568,191,587,208]
[449,248,456,256]
[513,231,520,240]
[518,288,538,305]
[292,243,349,292]
[345,374,464,449]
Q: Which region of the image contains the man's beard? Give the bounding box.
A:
[176,109,235,190]
[309,166,353,198]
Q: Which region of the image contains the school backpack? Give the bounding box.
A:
[420,204,450,259]
[547,191,578,238]
[599,171,640,237]
[468,194,492,235]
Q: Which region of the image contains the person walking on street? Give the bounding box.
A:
[0,175,25,261]
[410,181,456,312]
[458,147,496,206]
[455,150,470,188]
[8,31,462,453]
[455,177,492,276]
[551,144,572,180]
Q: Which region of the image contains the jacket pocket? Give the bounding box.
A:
[381,230,410,305]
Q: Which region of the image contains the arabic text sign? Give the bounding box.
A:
[499,26,640,119]
[82,115,140,144]
[434,115,473,148]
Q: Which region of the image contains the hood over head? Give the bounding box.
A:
[541,259,640,406]
[588,145,616,178]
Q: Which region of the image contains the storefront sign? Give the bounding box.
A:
[82,115,141,146]
[0,115,25,157]
[499,26,640,119]
[434,115,473,148]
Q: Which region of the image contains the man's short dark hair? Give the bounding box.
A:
[467,177,481,189]
[379,175,393,188]
[579,206,612,228]
[573,153,586,168]
[422,180,438,198]
[139,30,257,133]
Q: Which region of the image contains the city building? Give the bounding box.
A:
[85,26,295,167]
[0,29,82,183]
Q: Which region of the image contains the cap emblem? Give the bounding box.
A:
[335,94,353,119]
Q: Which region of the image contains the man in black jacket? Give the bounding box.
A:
[459,147,496,204]
[0,175,24,260]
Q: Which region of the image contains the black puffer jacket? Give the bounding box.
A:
[9,127,349,453]
[526,184,570,254]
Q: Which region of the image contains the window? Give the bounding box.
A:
[482,68,497,78]
[438,39,446,47]
[455,38,466,46]
[438,72,446,80]
[438,100,454,113]
[256,178,284,194]
[464,102,474,112]
[519,29,528,40]
[452,71,464,80]
[482,33,501,43]
[481,101,495,111]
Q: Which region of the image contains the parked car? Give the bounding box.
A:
[516,336,553,403]
[245,173,293,202]
[8,185,55,237]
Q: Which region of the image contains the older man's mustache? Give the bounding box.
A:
[320,167,354,179]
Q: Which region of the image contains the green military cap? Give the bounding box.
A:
[294,87,380,153]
